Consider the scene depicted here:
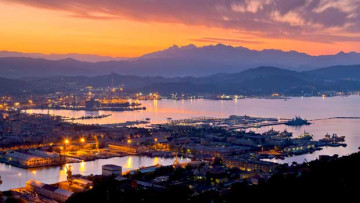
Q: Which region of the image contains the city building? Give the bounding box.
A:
[108,142,137,154]
[85,98,100,110]
[102,164,122,176]
[11,119,21,134]
[224,158,277,173]
[25,180,73,203]
[71,178,93,191]
[3,150,62,168]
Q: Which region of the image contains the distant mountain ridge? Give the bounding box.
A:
[3,64,360,96]
[1,44,360,78]
[0,50,127,62]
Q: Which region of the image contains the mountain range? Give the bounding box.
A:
[3,65,360,96]
[1,44,360,78]
[0,51,125,62]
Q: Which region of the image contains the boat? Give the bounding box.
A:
[263,128,279,136]
[284,144,316,155]
[285,116,311,126]
[327,143,347,147]
[319,133,345,143]
[297,131,313,140]
[276,130,293,138]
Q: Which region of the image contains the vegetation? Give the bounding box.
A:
[66,152,360,202]
[1,65,360,96]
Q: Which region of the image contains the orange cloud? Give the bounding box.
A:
[0,0,359,56]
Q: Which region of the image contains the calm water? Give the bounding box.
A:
[254,119,360,164]
[4,96,360,190]
[0,156,190,191]
[27,95,360,124]
[28,96,360,162]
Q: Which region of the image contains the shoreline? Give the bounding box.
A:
[0,155,189,192]
[0,151,184,170]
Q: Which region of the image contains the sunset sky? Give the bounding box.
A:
[1,0,359,57]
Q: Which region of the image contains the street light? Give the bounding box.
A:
[64,139,70,152]
[80,138,85,149]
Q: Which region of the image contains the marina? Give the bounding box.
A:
[0,156,190,191]
[27,95,360,125]
[2,3,360,200]
[64,114,112,120]
[27,96,360,163]
[3,96,360,192]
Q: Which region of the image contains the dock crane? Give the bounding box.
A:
[66,164,73,185]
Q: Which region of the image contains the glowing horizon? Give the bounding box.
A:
[1,0,360,57]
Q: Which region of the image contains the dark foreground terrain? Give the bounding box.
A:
[64,152,360,203]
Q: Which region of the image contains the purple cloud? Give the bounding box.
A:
[192,37,262,45]
[3,0,360,43]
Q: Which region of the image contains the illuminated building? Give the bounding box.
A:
[26,180,73,203]
[108,142,137,154]
[4,150,62,168]
[224,158,277,173]
[71,178,93,191]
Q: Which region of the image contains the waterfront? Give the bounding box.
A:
[27,96,360,164]
[28,95,360,125]
[0,156,190,191]
[255,118,360,164]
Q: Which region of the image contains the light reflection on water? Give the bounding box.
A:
[254,118,360,164]
[27,96,360,125]
[8,96,360,189]
[26,96,360,161]
[0,156,189,191]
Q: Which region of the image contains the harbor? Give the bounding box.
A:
[0,156,190,191]
[2,96,360,196]
[159,115,310,130]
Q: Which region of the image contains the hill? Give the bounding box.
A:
[1,44,360,78]
[9,64,358,96]
[0,77,32,95]
[65,153,360,202]
[0,51,127,62]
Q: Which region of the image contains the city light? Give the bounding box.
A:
[0,1,358,201]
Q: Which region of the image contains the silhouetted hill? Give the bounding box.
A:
[306,64,360,80]
[0,51,127,62]
[2,65,360,96]
[65,152,360,203]
[0,57,96,78]
[0,77,32,95]
[1,45,360,77]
